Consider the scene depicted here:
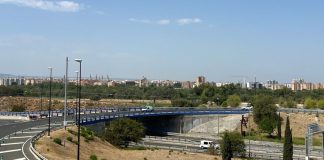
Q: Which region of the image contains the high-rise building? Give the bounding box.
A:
[196,76,206,87]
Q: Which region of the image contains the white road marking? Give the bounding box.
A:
[1,142,24,146]
[21,131,41,134]
[5,136,33,139]
[14,158,27,160]
[0,149,21,154]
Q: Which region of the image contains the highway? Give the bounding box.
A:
[0,107,321,159]
[138,135,321,160]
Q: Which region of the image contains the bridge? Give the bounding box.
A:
[0,107,249,160]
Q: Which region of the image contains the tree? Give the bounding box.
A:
[226,95,241,107]
[317,100,324,109]
[277,112,282,140]
[283,116,293,160]
[253,95,278,136]
[304,98,317,109]
[104,118,145,147]
[220,131,246,160]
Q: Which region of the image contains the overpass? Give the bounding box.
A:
[0,107,249,160]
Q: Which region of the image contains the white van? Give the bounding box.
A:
[199,140,219,149]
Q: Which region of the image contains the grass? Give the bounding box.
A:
[244,133,322,146]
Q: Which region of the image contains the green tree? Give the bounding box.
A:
[283,116,293,160]
[304,98,317,109]
[226,95,241,107]
[317,100,324,109]
[104,118,145,148]
[253,95,278,136]
[220,131,245,160]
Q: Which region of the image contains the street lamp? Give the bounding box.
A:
[75,59,82,160]
[48,67,53,137]
[75,71,79,123]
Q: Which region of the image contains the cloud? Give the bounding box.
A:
[128,18,152,24]
[177,18,202,25]
[156,19,170,25]
[0,0,81,12]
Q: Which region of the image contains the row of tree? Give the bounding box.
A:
[2,82,324,108]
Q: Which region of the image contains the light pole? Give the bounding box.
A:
[75,71,79,123]
[64,57,69,129]
[48,67,53,137]
[75,59,82,160]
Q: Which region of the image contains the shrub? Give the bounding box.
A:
[90,154,98,160]
[11,105,26,112]
[53,138,62,145]
[66,136,73,142]
[68,129,78,136]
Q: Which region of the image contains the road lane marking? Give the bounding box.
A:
[1,142,24,146]
[5,136,33,139]
[14,158,27,160]
[21,131,41,134]
[0,149,21,154]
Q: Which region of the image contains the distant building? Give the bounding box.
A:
[107,80,117,87]
[181,81,192,89]
[196,76,206,87]
[291,78,313,91]
[0,77,25,86]
[246,81,262,89]
[139,76,149,87]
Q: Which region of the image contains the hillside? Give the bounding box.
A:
[35,126,221,160]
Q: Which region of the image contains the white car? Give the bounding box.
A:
[199,140,219,149]
[141,106,153,112]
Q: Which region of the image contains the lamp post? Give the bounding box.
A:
[75,59,82,160]
[75,71,79,123]
[48,67,53,137]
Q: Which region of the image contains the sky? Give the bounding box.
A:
[0,0,324,83]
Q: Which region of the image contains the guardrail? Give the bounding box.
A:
[80,109,249,125]
[29,123,69,160]
[279,108,324,114]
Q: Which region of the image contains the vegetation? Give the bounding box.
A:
[220,131,246,160]
[53,138,62,145]
[104,118,145,148]
[2,81,324,108]
[283,116,293,160]
[226,95,241,107]
[89,154,98,160]
[11,105,26,112]
[253,95,278,136]
[66,136,73,142]
[81,127,95,141]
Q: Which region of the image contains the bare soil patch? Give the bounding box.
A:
[35,126,221,160]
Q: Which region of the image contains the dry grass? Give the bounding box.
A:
[0,96,171,111]
[247,112,324,138]
[35,126,220,160]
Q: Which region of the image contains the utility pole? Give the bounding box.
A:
[64,57,68,129]
[48,67,53,137]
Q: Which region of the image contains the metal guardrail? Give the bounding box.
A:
[80,109,249,125]
[29,123,70,160]
[279,108,324,114]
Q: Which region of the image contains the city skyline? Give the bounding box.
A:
[1,0,324,82]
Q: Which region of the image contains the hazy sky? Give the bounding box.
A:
[0,0,324,83]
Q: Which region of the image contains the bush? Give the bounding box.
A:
[66,136,73,142]
[81,127,94,141]
[68,129,78,136]
[90,154,98,160]
[104,118,144,148]
[11,105,26,112]
[226,95,241,107]
[53,138,62,145]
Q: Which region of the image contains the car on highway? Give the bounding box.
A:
[141,106,154,112]
[240,103,253,111]
[199,140,219,149]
